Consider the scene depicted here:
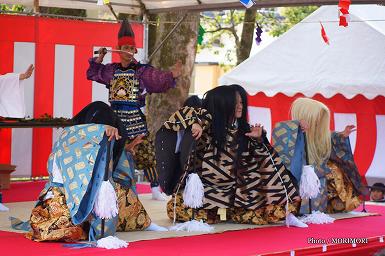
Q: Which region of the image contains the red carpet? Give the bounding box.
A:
[0,181,151,203]
[1,205,384,256]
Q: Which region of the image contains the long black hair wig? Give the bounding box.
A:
[183,95,202,108]
[228,84,250,133]
[202,86,237,157]
[228,84,252,165]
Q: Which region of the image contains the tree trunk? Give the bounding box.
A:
[237,8,257,65]
[146,12,199,138]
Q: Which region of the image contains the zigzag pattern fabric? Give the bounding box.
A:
[163,107,298,211]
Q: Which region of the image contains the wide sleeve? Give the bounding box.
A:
[271,120,305,181]
[86,57,115,87]
[163,107,211,132]
[271,120,302,165]
[137,65,176,93]
[0,73,26,118]
[112,151,136,192]
[329,132,363,193]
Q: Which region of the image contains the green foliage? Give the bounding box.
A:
[199,10,245,64]
[198,6,318,64]
[1,4,25,12]
[219,63,234,73]
[199,10,243,50]
[260,6,319,37]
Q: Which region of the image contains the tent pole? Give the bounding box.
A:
[143,14,149,64]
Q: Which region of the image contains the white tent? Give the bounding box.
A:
[220,4,385,99]
[220,5,385,185]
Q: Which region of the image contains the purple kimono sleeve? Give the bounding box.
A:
[138,65,176,93]
[86,57,116,87]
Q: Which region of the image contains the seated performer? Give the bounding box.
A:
[87,19,181,201]
[26,102,166,243]
[156,95,202,195]
[157,85,306,227]
[272,98,363,214]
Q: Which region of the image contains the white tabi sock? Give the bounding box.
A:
[145,222,168,231]
[286,213,308,228]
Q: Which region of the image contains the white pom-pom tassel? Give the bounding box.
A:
[94,181,118,219]
[300,211,335,224]
[169,220,214,232]
[96,236,128,249]
[299,165,320,199]
[183,173,204,208]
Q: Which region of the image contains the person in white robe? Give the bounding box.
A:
[0,64,34,118]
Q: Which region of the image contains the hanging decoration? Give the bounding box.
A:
[240,0,256,9]
[97,0,110,5]
[255,23,263,45]
[338,0,351,27]
[197,25,206,45]
[320,22,330,45]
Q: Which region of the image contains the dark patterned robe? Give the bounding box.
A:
[159,107,299,211]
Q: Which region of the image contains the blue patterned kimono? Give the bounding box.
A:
[38,124,136,241]
[272,121,363,214]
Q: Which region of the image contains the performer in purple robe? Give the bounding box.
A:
[87,20,182,200]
